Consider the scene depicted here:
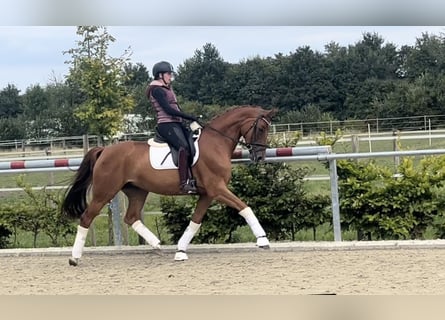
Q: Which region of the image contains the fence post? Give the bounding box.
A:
[82,134,89,154]
[351,135,359,154]
[109,194,122,246]
[329,158,342,241]
[393,130,400,171]
[21,140,25,157]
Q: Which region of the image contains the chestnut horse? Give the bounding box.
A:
[62,105,277,266]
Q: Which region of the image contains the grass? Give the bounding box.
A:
[9,213,173,248]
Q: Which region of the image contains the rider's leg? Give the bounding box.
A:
[158,123,197,193]
[178,147,197,193]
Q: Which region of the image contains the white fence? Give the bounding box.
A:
[2,128,445,161]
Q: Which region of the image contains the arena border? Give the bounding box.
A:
[2,239,445,257]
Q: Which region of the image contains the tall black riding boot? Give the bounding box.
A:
[178,148,197,194]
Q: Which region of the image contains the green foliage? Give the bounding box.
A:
[0,116,26,140]
[175,43,229,105]
[0,84,23,118]
[230,163,311,240]
[161,196,245,244]
[0,175,76,247]
[278,104,335,126]
[5,30,445,138]
[160,162,321,243]
[338,155,445,240]
[160,196,196,243]
[299,194,332,240]
[0,225,12,248]
[64,26,135,139]
[315,128,343,146]
[268,131,301,148]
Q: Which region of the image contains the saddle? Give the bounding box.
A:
[148,128,200,169]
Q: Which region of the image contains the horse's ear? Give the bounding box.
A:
[267,108,278,119]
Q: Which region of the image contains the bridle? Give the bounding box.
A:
[240,115,271,151]
[203,114,271,159]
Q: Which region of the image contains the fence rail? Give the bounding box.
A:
[2,127,445,161]
[272,114,445,135]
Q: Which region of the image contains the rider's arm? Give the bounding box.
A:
[151,87,197,122]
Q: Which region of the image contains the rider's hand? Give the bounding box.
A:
[190,121,202,131]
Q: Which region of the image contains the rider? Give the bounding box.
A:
[146,61,199,194]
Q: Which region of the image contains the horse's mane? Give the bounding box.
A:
[208,105,263,122]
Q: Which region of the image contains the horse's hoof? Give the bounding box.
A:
[256,236,270,249]
[68,258,79,266]
[174,251,188,261]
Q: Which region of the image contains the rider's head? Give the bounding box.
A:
[152,61,174,83]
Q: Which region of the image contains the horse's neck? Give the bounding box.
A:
[211,114,243,136]
[205,112,244,151]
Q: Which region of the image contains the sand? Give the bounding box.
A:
[1,245,444,295]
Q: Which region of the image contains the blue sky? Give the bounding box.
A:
[1,26,444,92]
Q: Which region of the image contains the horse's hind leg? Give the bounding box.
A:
[69,198,111,266]
[122,186,161,249]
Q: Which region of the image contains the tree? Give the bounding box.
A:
[0,116,26,141]
[21,84,49,119]
[21,84,58,138]
[0,84,22,118]
[403,32,445,80]
[64,26,135,141]
[274,46,331,112]
[225,56,278,106]
[175,43,229,105]
[123,62,150,89]
[123,62,153,124]
[44,82,88,136]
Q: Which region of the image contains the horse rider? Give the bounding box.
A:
[146,61,200,194]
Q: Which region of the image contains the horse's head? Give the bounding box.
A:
[241,108,278,162]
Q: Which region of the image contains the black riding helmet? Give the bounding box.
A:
[152,61,174,79]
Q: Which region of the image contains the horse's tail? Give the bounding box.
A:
[62,146,105,219]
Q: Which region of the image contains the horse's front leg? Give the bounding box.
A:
[174,194,213,261]
[215,186,270,249]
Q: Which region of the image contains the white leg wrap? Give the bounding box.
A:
[177,221,201,252]
[72,225,89,259]
[239,207,266,238]
[131,220,161,249]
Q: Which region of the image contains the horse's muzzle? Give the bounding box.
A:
[249,150,266,163]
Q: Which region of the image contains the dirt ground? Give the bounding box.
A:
[1,246,445,295]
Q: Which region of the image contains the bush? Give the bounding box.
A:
[0,175,76,248]
[338,155,445,240]
[161,162,330,243]
[0,224,12,248]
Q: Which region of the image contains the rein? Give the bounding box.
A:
[201,115,271,150]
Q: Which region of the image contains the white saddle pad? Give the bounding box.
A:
[148,139,200,170]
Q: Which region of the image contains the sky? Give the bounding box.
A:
[1,26,445,93]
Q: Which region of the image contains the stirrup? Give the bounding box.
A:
[181,179,197,194]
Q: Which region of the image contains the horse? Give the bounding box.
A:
[62,105,278,266]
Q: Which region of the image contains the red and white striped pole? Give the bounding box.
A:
[232,146,331,162]
[0,158,82,173]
